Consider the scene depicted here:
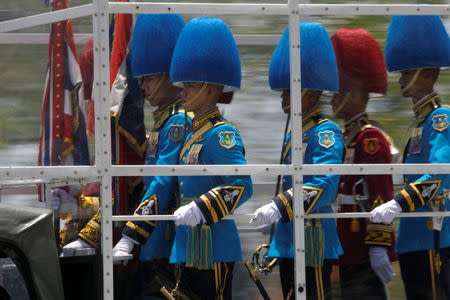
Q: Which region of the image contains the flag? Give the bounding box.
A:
[38,0,90,200]
[86,1,146,214]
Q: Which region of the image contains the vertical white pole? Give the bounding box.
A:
[92,0,113,298]
[288,0,307,299]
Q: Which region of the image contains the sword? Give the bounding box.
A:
[245,261,271,300]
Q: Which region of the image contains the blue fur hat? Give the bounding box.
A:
[385,15,450,72]
[170,17,241,92]
[131,14,185,78]
[269,22,339,92]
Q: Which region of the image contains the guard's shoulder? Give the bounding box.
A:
[315,118,340,133]
[313,120,342,149]
[358,126,388,142]
[429,106,450,132]
[208,118,241,150]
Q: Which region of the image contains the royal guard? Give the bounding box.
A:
[251,22,344,300]
[330,28,398,299]
[116,17,253,299]
[371,15,450,299]
[111,14,191,299]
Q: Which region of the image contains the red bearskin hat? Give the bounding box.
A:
[79,38,94,101]
[331,28,387,96]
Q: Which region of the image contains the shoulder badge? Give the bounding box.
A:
[317,131,335,148]
[168,124,185,142]
[218,131,236,149]
[432,114,449,132]
[363,138,380,155]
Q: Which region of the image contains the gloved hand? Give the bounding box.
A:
[62,238,92,257]
[51,188,79,219]
[174,201,205,226]
[250,201,281,226]
[369,246,395,283]
[370,199,401,224]
[113,235,136,257]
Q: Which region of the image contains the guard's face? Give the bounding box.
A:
[399,69,421,98]
[181,82,206,112]
[331,90,351,119]
[141,73,172,107]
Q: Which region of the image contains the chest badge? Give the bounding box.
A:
[169,124,185,143]
[317,131,335,148]
[219,131,236,149]
[363,138,380,155]
[146,132,159,158]
[432,114,449,132]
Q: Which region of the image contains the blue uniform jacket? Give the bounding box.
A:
[123,96,192,260]
[394,92,450,254]
[268,106,344,261]
[170,106,253,266]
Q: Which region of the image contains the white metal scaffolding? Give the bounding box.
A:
[0,1,449,299]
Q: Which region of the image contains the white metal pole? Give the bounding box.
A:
[288,0,307,298]
[92,0,113,298]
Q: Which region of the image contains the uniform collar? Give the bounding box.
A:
[192,106,221,131]
[413,91,440,120]
[344,112,369,132]
[153,95,182,130]
[302,106,321,126]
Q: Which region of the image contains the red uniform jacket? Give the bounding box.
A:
[337,113,398,265]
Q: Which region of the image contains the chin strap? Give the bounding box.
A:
[401,69,422,94]
[145,73,166,103]
[183,83,208,108]
[333,91,351,117]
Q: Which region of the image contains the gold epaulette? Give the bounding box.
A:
[212,118,240,133]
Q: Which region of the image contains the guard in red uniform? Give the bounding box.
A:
[330,28,398,299]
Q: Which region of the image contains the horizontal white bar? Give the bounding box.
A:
[111,213,255,222]
[300,4,449,16]
[0,33,93,45]
[0,166,98,179]
[0,4,93,33]
[108,2,287,15]
[0,177,99,189]
[306,211,450,219]
[1,163,449,179]
[110,211,450,223]
[110,163,450,176]
[108,2,449,16]
[0,33,280,46]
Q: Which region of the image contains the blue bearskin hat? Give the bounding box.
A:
[385,15,450,72]
[131,14,185,78]
[170,17,241,92]
[269,22,339,92]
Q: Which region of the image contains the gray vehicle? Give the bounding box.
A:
[0,203,64,300]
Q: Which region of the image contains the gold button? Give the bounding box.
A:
[181,194,184,198]
[180,181,183,187]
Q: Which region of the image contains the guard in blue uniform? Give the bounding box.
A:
[168,17,253,299]
[251,22,344,300]
[371,15,450,300]
[111,14,190,299]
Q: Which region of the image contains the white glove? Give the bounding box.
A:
[370,199,401,224]
[62,238,92,257]
[113,235,136,257]
[250,201,281,226]
[369,246,395,283]
[174,201,205,226]
[51,188,79,219]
